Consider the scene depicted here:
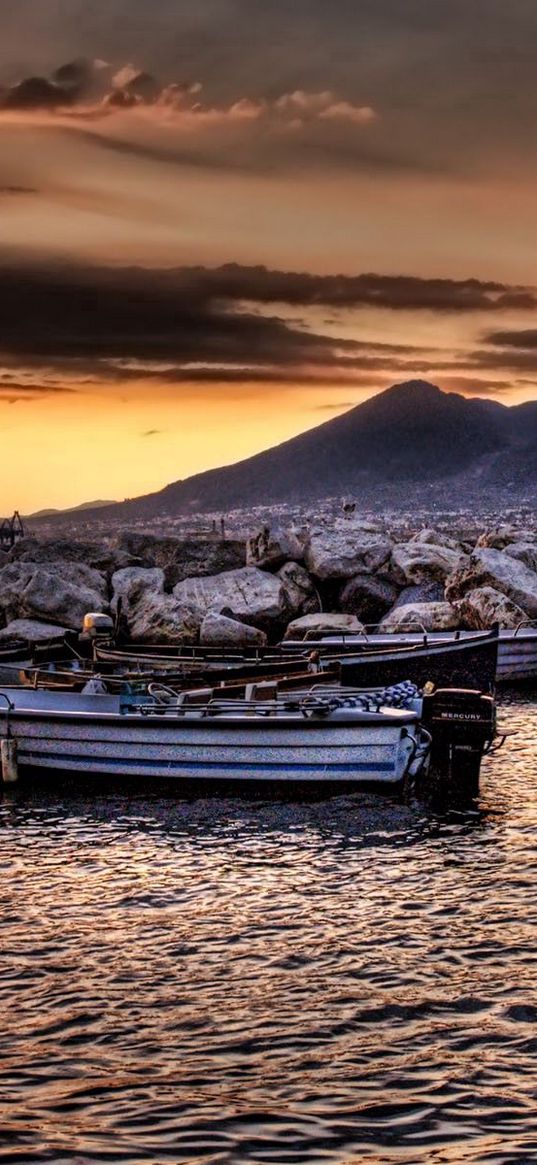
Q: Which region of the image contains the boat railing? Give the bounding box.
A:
[136,681,421,719]
[512,619,537,636]
[295,622,432,646]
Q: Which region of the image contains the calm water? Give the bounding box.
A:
[1,690,536,1165]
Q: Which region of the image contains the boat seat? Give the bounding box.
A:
[244,680,278,703]
[176,687,215,707]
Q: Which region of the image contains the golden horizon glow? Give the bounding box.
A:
[0,42,537,511]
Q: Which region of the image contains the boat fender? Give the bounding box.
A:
[1,738,18,784]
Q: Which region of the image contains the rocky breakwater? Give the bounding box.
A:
[1,520,537,648]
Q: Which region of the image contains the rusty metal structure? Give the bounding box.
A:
[0,511,25,550]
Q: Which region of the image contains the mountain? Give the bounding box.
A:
[30,381,537,525]
[28,500,116,519]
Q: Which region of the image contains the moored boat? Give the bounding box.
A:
[284,625,534,683]
[339,627,498,692]
[0,683,431,789]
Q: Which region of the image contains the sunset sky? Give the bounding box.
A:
[1,0,537,511]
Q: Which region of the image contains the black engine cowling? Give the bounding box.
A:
[421,687,496,798]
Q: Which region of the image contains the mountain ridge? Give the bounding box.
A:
[30,380,537,524]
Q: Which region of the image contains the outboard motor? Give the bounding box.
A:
[82,612,115,638]
[421,680,496,801]
[420,687,496,799]
[77,612,115,659]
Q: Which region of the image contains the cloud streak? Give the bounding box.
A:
[0,259,533,398]
[0,57,376,131]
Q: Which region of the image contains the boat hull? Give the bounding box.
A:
[339,631,498,692]
[288,628,537,684]
[0,690,424,787]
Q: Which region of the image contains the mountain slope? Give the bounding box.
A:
[32,380,537,524]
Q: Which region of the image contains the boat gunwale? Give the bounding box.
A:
[0,702,420,730]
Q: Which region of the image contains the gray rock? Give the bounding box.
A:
[392,582,445,608]
[199,613,267,647]
[456,587,527,630]
[445,548,537,618]
[409,527,464,552]
[110,566,202,643]
[128,593,200,645]
[114,531,245,586]
[283,612,365,641]
[0,618,67,643]
[475,526,521,550]
[277,561,319,618]
[247,526,307,569]
[504,543,537,575]
[378,601,461,632]
[304,528,392,580]
[173,566,288,630]
[339,574,398,625]
[111,567,165,615]
[6,537,141,577]
[389,541,467,586]
[0,561,108,630]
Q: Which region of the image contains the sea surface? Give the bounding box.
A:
[0,689,536,1165]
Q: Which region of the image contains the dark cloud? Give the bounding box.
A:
[0,261,532,392]
[1,76,75,110]
[0,379,75,404]
[432,376,516,396]
[0,259,510,366]
[313,400,360,410]
[0,186,38,195]
[0,58,96,110]
[186,264,537,313]
[483,329,537,349]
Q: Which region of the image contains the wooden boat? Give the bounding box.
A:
[21,627,498,696]
[19,656,338,693]
[0,683,431,789]
[0,639,33,664]
[96,628,499,692]
[282,624,537,683]
[339,627,498,692]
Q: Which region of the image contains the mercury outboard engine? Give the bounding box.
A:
[420,687,496,799]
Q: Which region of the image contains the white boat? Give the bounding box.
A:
[282,626,537,683]
[0,683,430,788]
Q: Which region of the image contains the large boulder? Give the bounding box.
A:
[504,543,537,575]
[247,526,307,569]
[455,587,527,631]
[392,582,445,608]
[339,574,398,625]
[389,541,467,586]
[114,531,245,587]
[6,537,140,576]
[283,612,365,641]
[304,529,392,580]
[475,526,521,550]
[167,539,246,587]
[199,612,267,647]
[110,566,201,643]
[277,561,319,618]
[127,593,200,645]
[409,527,465,552]
[0,618,68,643]
[173,566,288,630]
[111,567,165,615]
[445,548,537,618]
[378,601,461,633]
[0,561,108,630]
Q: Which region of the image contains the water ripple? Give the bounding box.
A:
[0,688,536,1163]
